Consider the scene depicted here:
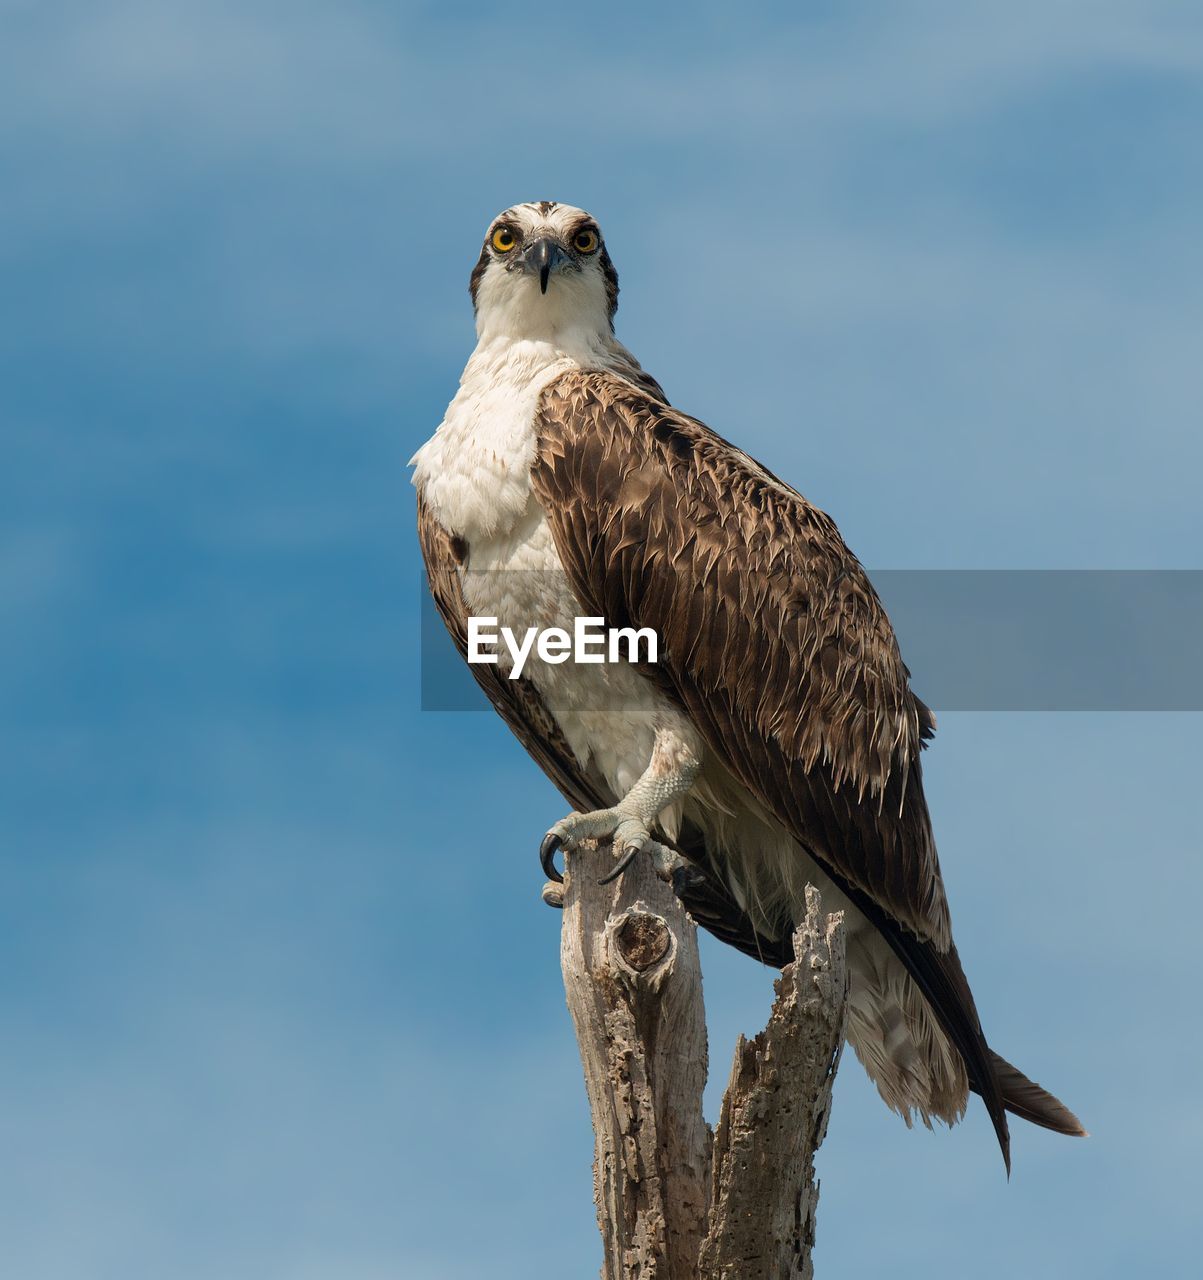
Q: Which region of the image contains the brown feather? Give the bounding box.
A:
[417,492,788,965]
[529,370,1027,1162]
[532,370,950,945]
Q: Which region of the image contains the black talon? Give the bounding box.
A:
[598,842,642,886]
[540,832,565,883]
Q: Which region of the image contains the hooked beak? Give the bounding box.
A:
[522,237,568,294]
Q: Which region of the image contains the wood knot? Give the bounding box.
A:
[614,912,671,972]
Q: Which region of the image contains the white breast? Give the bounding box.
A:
[410,336,576,541]
[412,335,682,799]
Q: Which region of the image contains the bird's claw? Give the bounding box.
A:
[597,840,643,885]
[540,832,565,883]
[539,808,670,888]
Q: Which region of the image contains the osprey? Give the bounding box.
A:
[412,201,1083,1168]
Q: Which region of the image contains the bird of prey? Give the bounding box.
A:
[412,201,1083,1168]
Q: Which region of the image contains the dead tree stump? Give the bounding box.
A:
[555,847,848,1280]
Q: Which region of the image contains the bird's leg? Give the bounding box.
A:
[540,728,701,886]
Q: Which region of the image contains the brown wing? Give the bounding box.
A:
[416,489,788,965]
[530,371,1036,1167]
[532,369,951,948]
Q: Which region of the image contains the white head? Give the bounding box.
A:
[469,200,619,343]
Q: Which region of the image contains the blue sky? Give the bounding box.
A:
[2,2,1201,1276]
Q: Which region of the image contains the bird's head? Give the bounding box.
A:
[469,201,618,342]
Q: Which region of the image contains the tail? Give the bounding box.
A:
[984,1050,1087,1138]
[666,849,1088,1168]
[861,913,1085,1174]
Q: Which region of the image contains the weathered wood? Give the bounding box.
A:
[560,844,711,1279]
[700,887,847,1280]
[557,852,847,1279]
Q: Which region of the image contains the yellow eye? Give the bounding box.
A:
[492,226,517,252]
[574,228,599,254]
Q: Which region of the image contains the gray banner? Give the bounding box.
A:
[420,570,1203,712]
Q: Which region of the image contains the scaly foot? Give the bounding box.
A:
[539,805,678,886]
[538,727,701,890]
